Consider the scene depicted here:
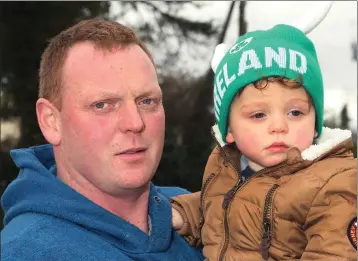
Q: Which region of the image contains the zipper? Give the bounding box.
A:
[198,173,216,231]
[217,141,270,261]
[211,129,286,261]
[260,184,279,260]
[218,165,274,261]
[211,133,241,261]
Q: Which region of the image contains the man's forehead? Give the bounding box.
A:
[64,42,101,65]
[90,86,161,98]
[65,41,148,61]
[61,43,159,95]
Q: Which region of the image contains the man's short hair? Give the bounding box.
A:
[38,19,153,109]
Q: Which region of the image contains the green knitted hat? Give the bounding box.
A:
[213,24,324,142]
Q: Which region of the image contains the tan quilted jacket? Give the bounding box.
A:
[171,127,357,261]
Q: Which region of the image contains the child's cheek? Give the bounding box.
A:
[291,124,315,151]
[235,131,262,153]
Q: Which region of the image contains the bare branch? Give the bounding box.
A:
[139,1,217,36]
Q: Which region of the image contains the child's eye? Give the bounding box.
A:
[288,110,303,117]
[251,112,265,119]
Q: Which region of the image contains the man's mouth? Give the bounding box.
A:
[119,147,147,155]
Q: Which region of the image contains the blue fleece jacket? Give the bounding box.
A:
[1,144,204,261]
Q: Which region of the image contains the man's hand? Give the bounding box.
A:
[172,208,184,230]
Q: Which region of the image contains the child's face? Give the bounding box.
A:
[226,81,317,171]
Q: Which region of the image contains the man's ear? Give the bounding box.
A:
[36,98,61,145]
[225,126,235,144]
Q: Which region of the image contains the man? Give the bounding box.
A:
[1,19,204,261]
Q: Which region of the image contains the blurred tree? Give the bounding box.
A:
[323,110,338,129]
[0,2,110,207]
[1,2,110,146]
[0,1,245,196]
[152,1,243,191]
[111,1,218,76]
[340,104,350,130]
[323,105,356,158]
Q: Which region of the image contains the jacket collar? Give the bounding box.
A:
[211,125,353,177]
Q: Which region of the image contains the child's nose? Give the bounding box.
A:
[268,117,288,134]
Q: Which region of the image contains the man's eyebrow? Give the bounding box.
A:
[86,92,122,102]
[134,88,162,99]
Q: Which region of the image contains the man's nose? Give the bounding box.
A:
[268,115,288,134]
[118,103,145,133]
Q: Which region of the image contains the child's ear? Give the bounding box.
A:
[314,130,318,138]
[225,127,235,144]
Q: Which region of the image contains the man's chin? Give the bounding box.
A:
[116,172,154,190]
[122,180,151,191]
[104,181,151,198]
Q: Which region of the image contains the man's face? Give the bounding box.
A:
[57,43,165,195]
[226,82,316,171]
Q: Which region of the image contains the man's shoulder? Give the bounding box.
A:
[154,185,191,199]
[1,213,60,260]
[1,212,124,261]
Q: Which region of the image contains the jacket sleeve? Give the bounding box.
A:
[170,146,223,247]
[170,191,202,246]
[300,168,357,261]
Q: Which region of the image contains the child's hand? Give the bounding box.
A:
[172,208,184,230]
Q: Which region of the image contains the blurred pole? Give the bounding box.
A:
[190,1,236,133]
[202,1,236,91]
[217,1,236,44]
[238,1,247,36]
[205,1,235,78]
[352,42,357,61]
[200,0,236,86]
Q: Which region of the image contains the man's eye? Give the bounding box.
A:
[139,98,157,106]
[141,99,153,105]
[94,102,109,109]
